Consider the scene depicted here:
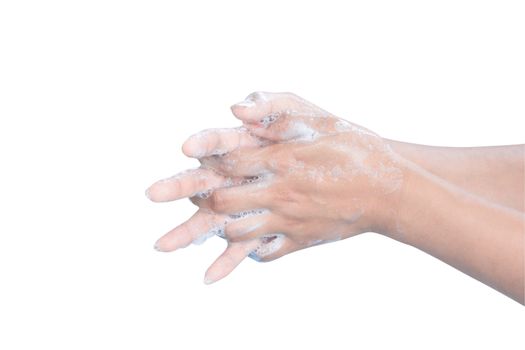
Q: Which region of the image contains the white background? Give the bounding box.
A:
[0,0,524,349]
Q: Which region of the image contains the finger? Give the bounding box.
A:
[245,113,374,142]
[244,111,331,142]
[225,211,279,243]
[146,168,229,202]
[199,145,275,177]
[230,91,325,125]
[232,93,335,141]
[231,92,373,142]
[182,127,269,159]
[191,183,270,214]
[154,209,227,252]
[203,239,260,284]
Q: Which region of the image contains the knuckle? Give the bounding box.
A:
[272,187,288,203]
[209,191,226,212]
[274,187,299,206]
[224,223,239,240]
[196,175,209,190]
[281,215,301,228]
[170,178,182,197]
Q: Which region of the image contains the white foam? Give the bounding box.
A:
[240,175,262,185]
[190,127,244,139]
[330,165,344,178]
[192,225,225,245]
[246,91,269,102]
[235,100,255,108]
[189,127,251,156]
[192,209,271,246]
[307,234,343,247]
[158,168,196,182]
[193,214,231,244]
[260,113,279,128]
[248,233,285,261]
[228,208,268,220]
[281,121,319,141]
[334,119,354,132]
[243,221,264,235]
[195,189,212,199]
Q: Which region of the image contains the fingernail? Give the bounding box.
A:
[232,99,255,108]
[203,276,215,285]
[153,241,163,252]
[145,188,152,200]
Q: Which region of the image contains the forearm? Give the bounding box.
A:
[386,140,525,212]
[388,161,525,303]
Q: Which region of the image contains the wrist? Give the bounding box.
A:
[363,146,412,238]
[382,154,459,246]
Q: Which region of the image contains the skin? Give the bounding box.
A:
[386,141,524,212]
[146,92,525,303]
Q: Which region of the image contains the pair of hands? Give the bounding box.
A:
[146,92,406,284]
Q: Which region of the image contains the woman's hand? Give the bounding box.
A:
[147,92,408,283]
[193,92,406,258]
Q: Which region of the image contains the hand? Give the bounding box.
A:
[145,93,408,280]
[194,92,405,256]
